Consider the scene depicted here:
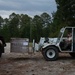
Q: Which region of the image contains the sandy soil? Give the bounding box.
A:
[0,43,75,75]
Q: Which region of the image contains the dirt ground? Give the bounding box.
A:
[0,43,75,75]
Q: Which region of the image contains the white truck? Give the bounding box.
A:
[34,27,75,61]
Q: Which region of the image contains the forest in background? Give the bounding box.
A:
[0,0,75,42]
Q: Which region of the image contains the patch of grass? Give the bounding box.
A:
[29,42,32,47]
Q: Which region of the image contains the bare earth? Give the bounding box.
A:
[0,43,75,75]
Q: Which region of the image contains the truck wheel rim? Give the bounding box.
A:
[46,49,55,58]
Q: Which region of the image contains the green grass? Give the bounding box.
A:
[29,42,32,47]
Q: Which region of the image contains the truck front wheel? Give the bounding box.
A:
[42,47,59,61]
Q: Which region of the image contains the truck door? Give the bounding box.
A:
[60,28,72,51]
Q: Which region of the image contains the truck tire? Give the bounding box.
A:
[42,46,59,61]
[0,53,2,58]
[69,53,75,58]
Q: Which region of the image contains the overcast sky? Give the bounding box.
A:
[0,0,57,18]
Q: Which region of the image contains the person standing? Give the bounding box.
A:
[0,35,6,57]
